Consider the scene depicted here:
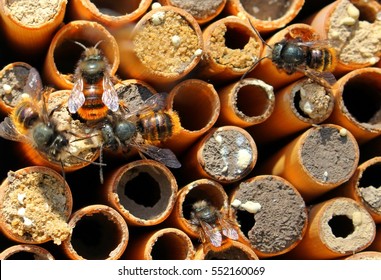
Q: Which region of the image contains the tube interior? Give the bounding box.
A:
[241,0,293,21]
[3,251,46,260]
[236,84,271,118]
[205,247,250,260]
[150,233,190,260]
[90,0,140,15]
[328,215,355,238]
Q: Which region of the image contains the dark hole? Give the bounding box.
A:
[90,0,139,15]
[54,41,85,77]
[358,163,381,189]
[205,247,250,260]
[293,90,311,119]
[124,172,161,207]
[224,26,250,50]
[328,215,354,238]
[235,210,256,237]
[150,234,187,260]
[236,85,270,117]
[5,252,40,260]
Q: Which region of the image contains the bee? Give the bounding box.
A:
[68,41,119,122]
[190,200,239,249]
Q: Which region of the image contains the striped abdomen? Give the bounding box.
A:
[137,111,180,142]
[77,82,108,121]
[307,48,336,72]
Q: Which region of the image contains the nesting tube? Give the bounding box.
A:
[217,78,275,128]
[0,0,67,58]
[230,175,308,258]
[0,166,72,245]
[105,160,178,226]
[225,0,305,34]
[43,20,120,89]
[62,204,129,260]
[248,77,335,143]
[286,197,376,259]
[68,0,152,28]
[368,225,381,251]
[259,124,359,202]
[326,67,381,144]
[343,251,381,260]
[164,79,220,155]
[0,62,32,115]
[0,245,55,260]
[182,126,257,184]
[196,16,262,83]
[124,228,194,260]
[193,240,258,260]
[116,5,203,91]
[308,0,381,75]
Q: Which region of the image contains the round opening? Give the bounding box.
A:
[150,233,189,260]
[359,163,381,189]
[235,209,256,238]
[241,0,292,21]
[124,172,161,207]
[224,25,250,50]
[294,90,311,119]
[328,215,355,238]
[90,0,140,16]
[236,84,271,118]
[4,251,44,260]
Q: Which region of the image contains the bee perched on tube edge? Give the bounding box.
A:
[190,200,239,250]
[68,41,119,123]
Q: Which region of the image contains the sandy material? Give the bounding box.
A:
[234,176,307,254]
[0,65,30,107]
[328,0,381,65]
[359,186,381,214]
[301,126,358,184]
[5,0,62,26]
[133,10,201,74]
[241,0,292,21]
[169,0,225,20]
[1,170,71,244]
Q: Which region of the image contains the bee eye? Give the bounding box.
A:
[33,123,54,148]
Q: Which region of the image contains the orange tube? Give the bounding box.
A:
[259,124,359,202]
[230,175,308,258]
[368,225,381,251]
[0,166,72,245]
[248,77,335,144]
[62,204,129,260]
[193,240,259,260]
[286,197,376,259]
[124,228,195,260]
[343,251,381,260]
[104,159,178,226]
[0,244,55,260]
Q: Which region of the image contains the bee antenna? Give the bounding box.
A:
[99,144,104,184]
[72,40,88,50]
[69,133,101,144]
[60,160,66,181]
[247,18,272,50]
[240,55,269,82]
[94,40,104,49]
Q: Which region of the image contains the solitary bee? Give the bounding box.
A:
[190,200,239,249]
[68,41,119,122]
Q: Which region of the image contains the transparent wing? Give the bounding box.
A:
[0,117,27,142]
[102,76,119,112]
[135,143,181,168]
[68,78,85,113]
[23,67,43,100]
[294,39,332,48]
[199,220,222,248]
[302,67,337,86]
[122,92,169,119]
[219,216,239,240]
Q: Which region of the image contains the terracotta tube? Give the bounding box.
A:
[163,79,220,155]
[368,225,381,251]
[0,0,67,58]
[68,0,152,28]
[116,5,203,91]
[247,23,322,90]
[196,16,262,83]
[230,175,308,258]
[248,77,335,143]
[259,124,359,202]
[344,251,381,260]
[224,0,305,34]
[0,244,55,260]
[286,197,376,260]
[0,62,32,115]
[217,78,275,128]
[167,178,229,239]
[326,67,381,144]
[0,166,72,245]
[308,0,381,76]
[105,159,178,226]
[124,228,194,260]
[159,0,227,25]
[182,126,257,184]
[193,240,259,260]
[43,20,120,90]
[332,157,381,223]
[62,204,128,260]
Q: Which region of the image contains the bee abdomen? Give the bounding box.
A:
[138,112,174,142]
[12,101,39,131]
[308,49,334,72]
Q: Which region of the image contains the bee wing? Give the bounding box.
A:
[302,67,337,86]
[199,220,223,248]
[0,117,27,143]
[68,78,85,113]
[122,92,169,119]
[218,216,239,241]
[294,39,332,48]
[23,67,43,100]
[135,143,181,168]
[102,76,119,112]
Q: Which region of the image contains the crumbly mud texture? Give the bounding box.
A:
[202,129,254,181]
[234,176,307,254]
[1,170,71,244]
[0,65,30,107]
[6,0,62,25]
[204,247,252,260]
[169,0,225,20]
[359,186,381,214]
[328,0,381,65]
[133,10,201,74]
[116,83,155,112]
[301,126,358,184]
[241,0,292,21]
[208,24,261,70]
[295,79,333,122]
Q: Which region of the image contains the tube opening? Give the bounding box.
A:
[294,90,311,119]
[4,251,43,260]
[328,215,355,238]
[205,247,250,260]
[124,172,161,207]
[150,233,189,260]
[236,85,271,118]
[90,0,140,15]
[359,162,381,189]
[235,208,256,238]
[241,0,292,21]
[70,213,122,259]
[224,25,250,50]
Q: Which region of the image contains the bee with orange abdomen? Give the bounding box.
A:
[68,41,119,122]
[190,200,239,249]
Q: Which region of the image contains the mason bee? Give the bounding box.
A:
[68,41,119,122]
[190,200,239,249]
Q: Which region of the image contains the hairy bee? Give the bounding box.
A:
[190,200,239,249]
[68,41,119,122]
